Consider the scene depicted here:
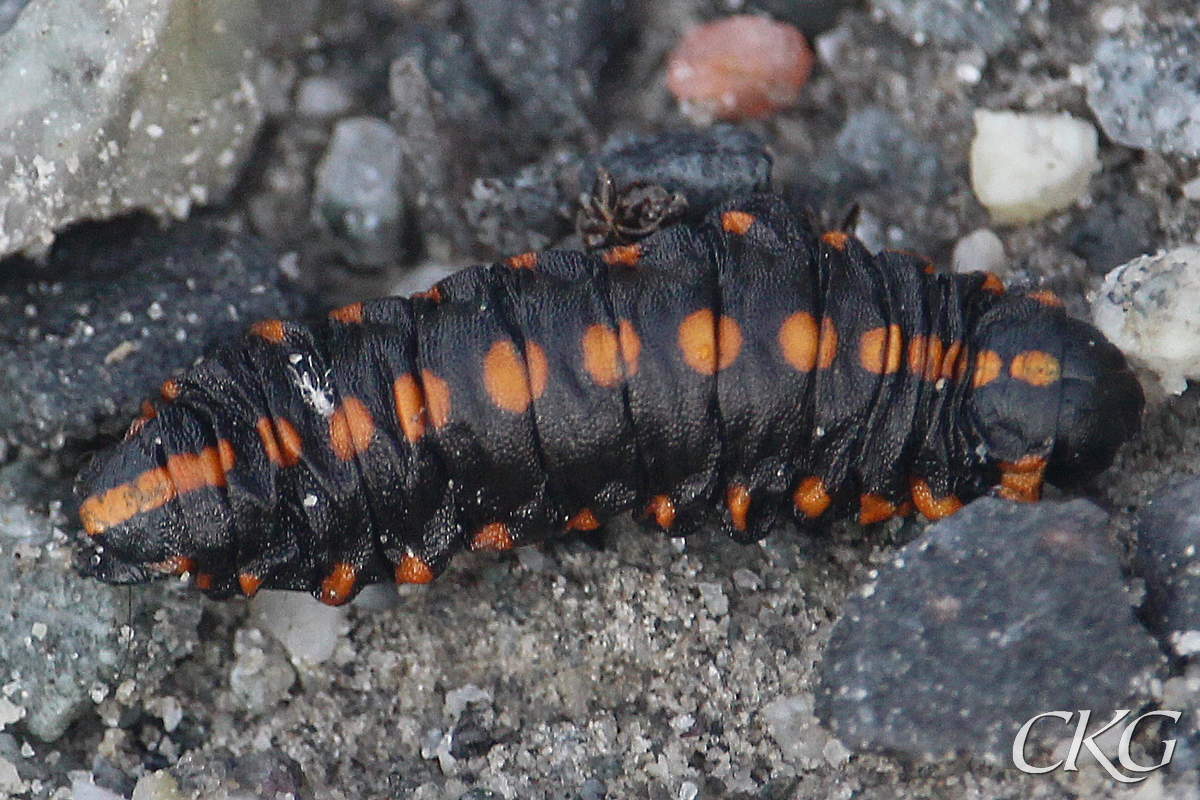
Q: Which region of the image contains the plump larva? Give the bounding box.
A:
[77,193,1144,604]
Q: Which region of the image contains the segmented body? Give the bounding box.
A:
[77,193,1143,604]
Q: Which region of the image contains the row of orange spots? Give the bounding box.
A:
[981,273,1005,294]
[396,553,434,584]
[859,324,903,375]
[973,350,1003,389]
[392,374,429,442]
[483,340,548,414]
[909,478,964,520]
[328,397,375,461]
[646,494,676,529]
[319,562,358,605]
[506,252,538,270]
[778,312,818,372]
[412,286,442,303]
[820,230,849,250]
[997,455,1047,502]
[328,302,364,324]
[678,309,742,375]
[256,416,303,468]
[250,319,288,344]
[726,484,751,532]
[471,521,515,551]
[721,210,755,235]
[79,441,236,535]
[582,320,641,387]
[971,349,1061,389]
[602,243,642,267]
[566,508,601,531]
[793,476,832,518]
[858,493,898,525]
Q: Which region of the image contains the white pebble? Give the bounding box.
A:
[250,590,348,665]
[951,228,1006,274]
[970,110,1099,224]
[295,75,355,118]
[1092,246,1200,395]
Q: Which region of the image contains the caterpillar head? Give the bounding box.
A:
[967,296,1144,494]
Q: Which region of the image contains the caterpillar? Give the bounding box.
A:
[76,192,1144,605]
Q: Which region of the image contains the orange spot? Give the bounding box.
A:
[940,341,963,381]
[470,522,515,551]
[1026,290,1063,307]
[566,508,601,532]
[677,310,741,374]
[1010,350,1061,387]
[250,320,287,344]
[582,324,622,387]
[981,273,1005,294]
[141,400,157,418]
[421,370,451,428]
[646,495,676,529]
[922,337,944,382]
[817,316,838,369]
[998,455,1047,502]
[909,478,963,520]
[821,230,849,250]
[726,484,751,532]
[972,350,1003,388]
[80,469,174,535]
[194,573,214,591]
[483,340,534,413]
[907,334,928,377]
[160,379,180,401]
[165,443,234,495]
[859,324,903,375]
[602,243,643,267]
[153,556,195,576]
[395,553,434,584]
[858,494,897,525]
[128,409,153,436]
[329,397,375,461]
[393,374,428,442]
[618,319,641,376]
[793,476,831,518]
[256,418,282,465]
[238,572,263,597]
[721,210,755,235]
[778,311,818,372]
[273,417,303,467]
[319,562,358,605]
[506,252,538,270]
[412,286,443,303]
[328,302,364,324]
[526,342,548,400]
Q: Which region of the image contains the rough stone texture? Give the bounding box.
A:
[1088,21,1200,158]
[0,0,265,257]
[0,217,304,449]
[815,498,1163,760]
[869,0,1033,53]
[1137,476,1200,656]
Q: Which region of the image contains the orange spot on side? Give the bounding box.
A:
[859,324,902,375]
[1026,290,1064,307]
[793,476,831,518]
[506,252,538,270]
[329,397,375,461]
[582,324,622,388]
[677,310,741,374]
[907,334,928,377]
[821,230,849,250]
[393,374,428,443]
[618,319,641,376]
[80,469,174,535]
[238,572,263,597]
[726,484,751,532]
[940,341,963,382]
[566,508,601,532]
[153,556,195,576]
[395,553,434,584]
[858,494,897,525]
[922,337,944,382]
[525,341,548,401]
[140,400,157,418]
[717,315,742,370]
[1010,350,1061,387]
[972,350,1003,388]
[483,340,534,413]
[160,379,180,401]
[164,444,234,495]
[319,562,358,605]
[470,522,515,551]
[250,320,288,344]
[412,286,443,303]
[646,495,676,529]
[909,478,963,521]
[602,243,643,267]
[273,417,303,467]
[721,210,755,235]
[817,316,838,370]
[194,573,214,591]
[998,455,1047,502]
[328,302,364,324]
[255,417,282,466]
[421,370,451,428]
[778,311,818,372]
[981,273,1005,294]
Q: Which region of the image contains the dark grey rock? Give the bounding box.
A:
[1065,191,1158,274]
[816,497,1163,759]
[0,217,305,449]
[869,0,1033,53]
[1136,476,1200,657]
[1088,22,1200,157]
[744,0,852,36]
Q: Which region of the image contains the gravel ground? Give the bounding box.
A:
[4,0,1200,797]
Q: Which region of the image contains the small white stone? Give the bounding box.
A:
[970,110,1100,224]
[249,590,348,665]
[952,228,1006,275]
[1093,247,1200,395]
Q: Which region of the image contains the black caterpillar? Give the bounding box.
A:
[77,193,1144,605]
